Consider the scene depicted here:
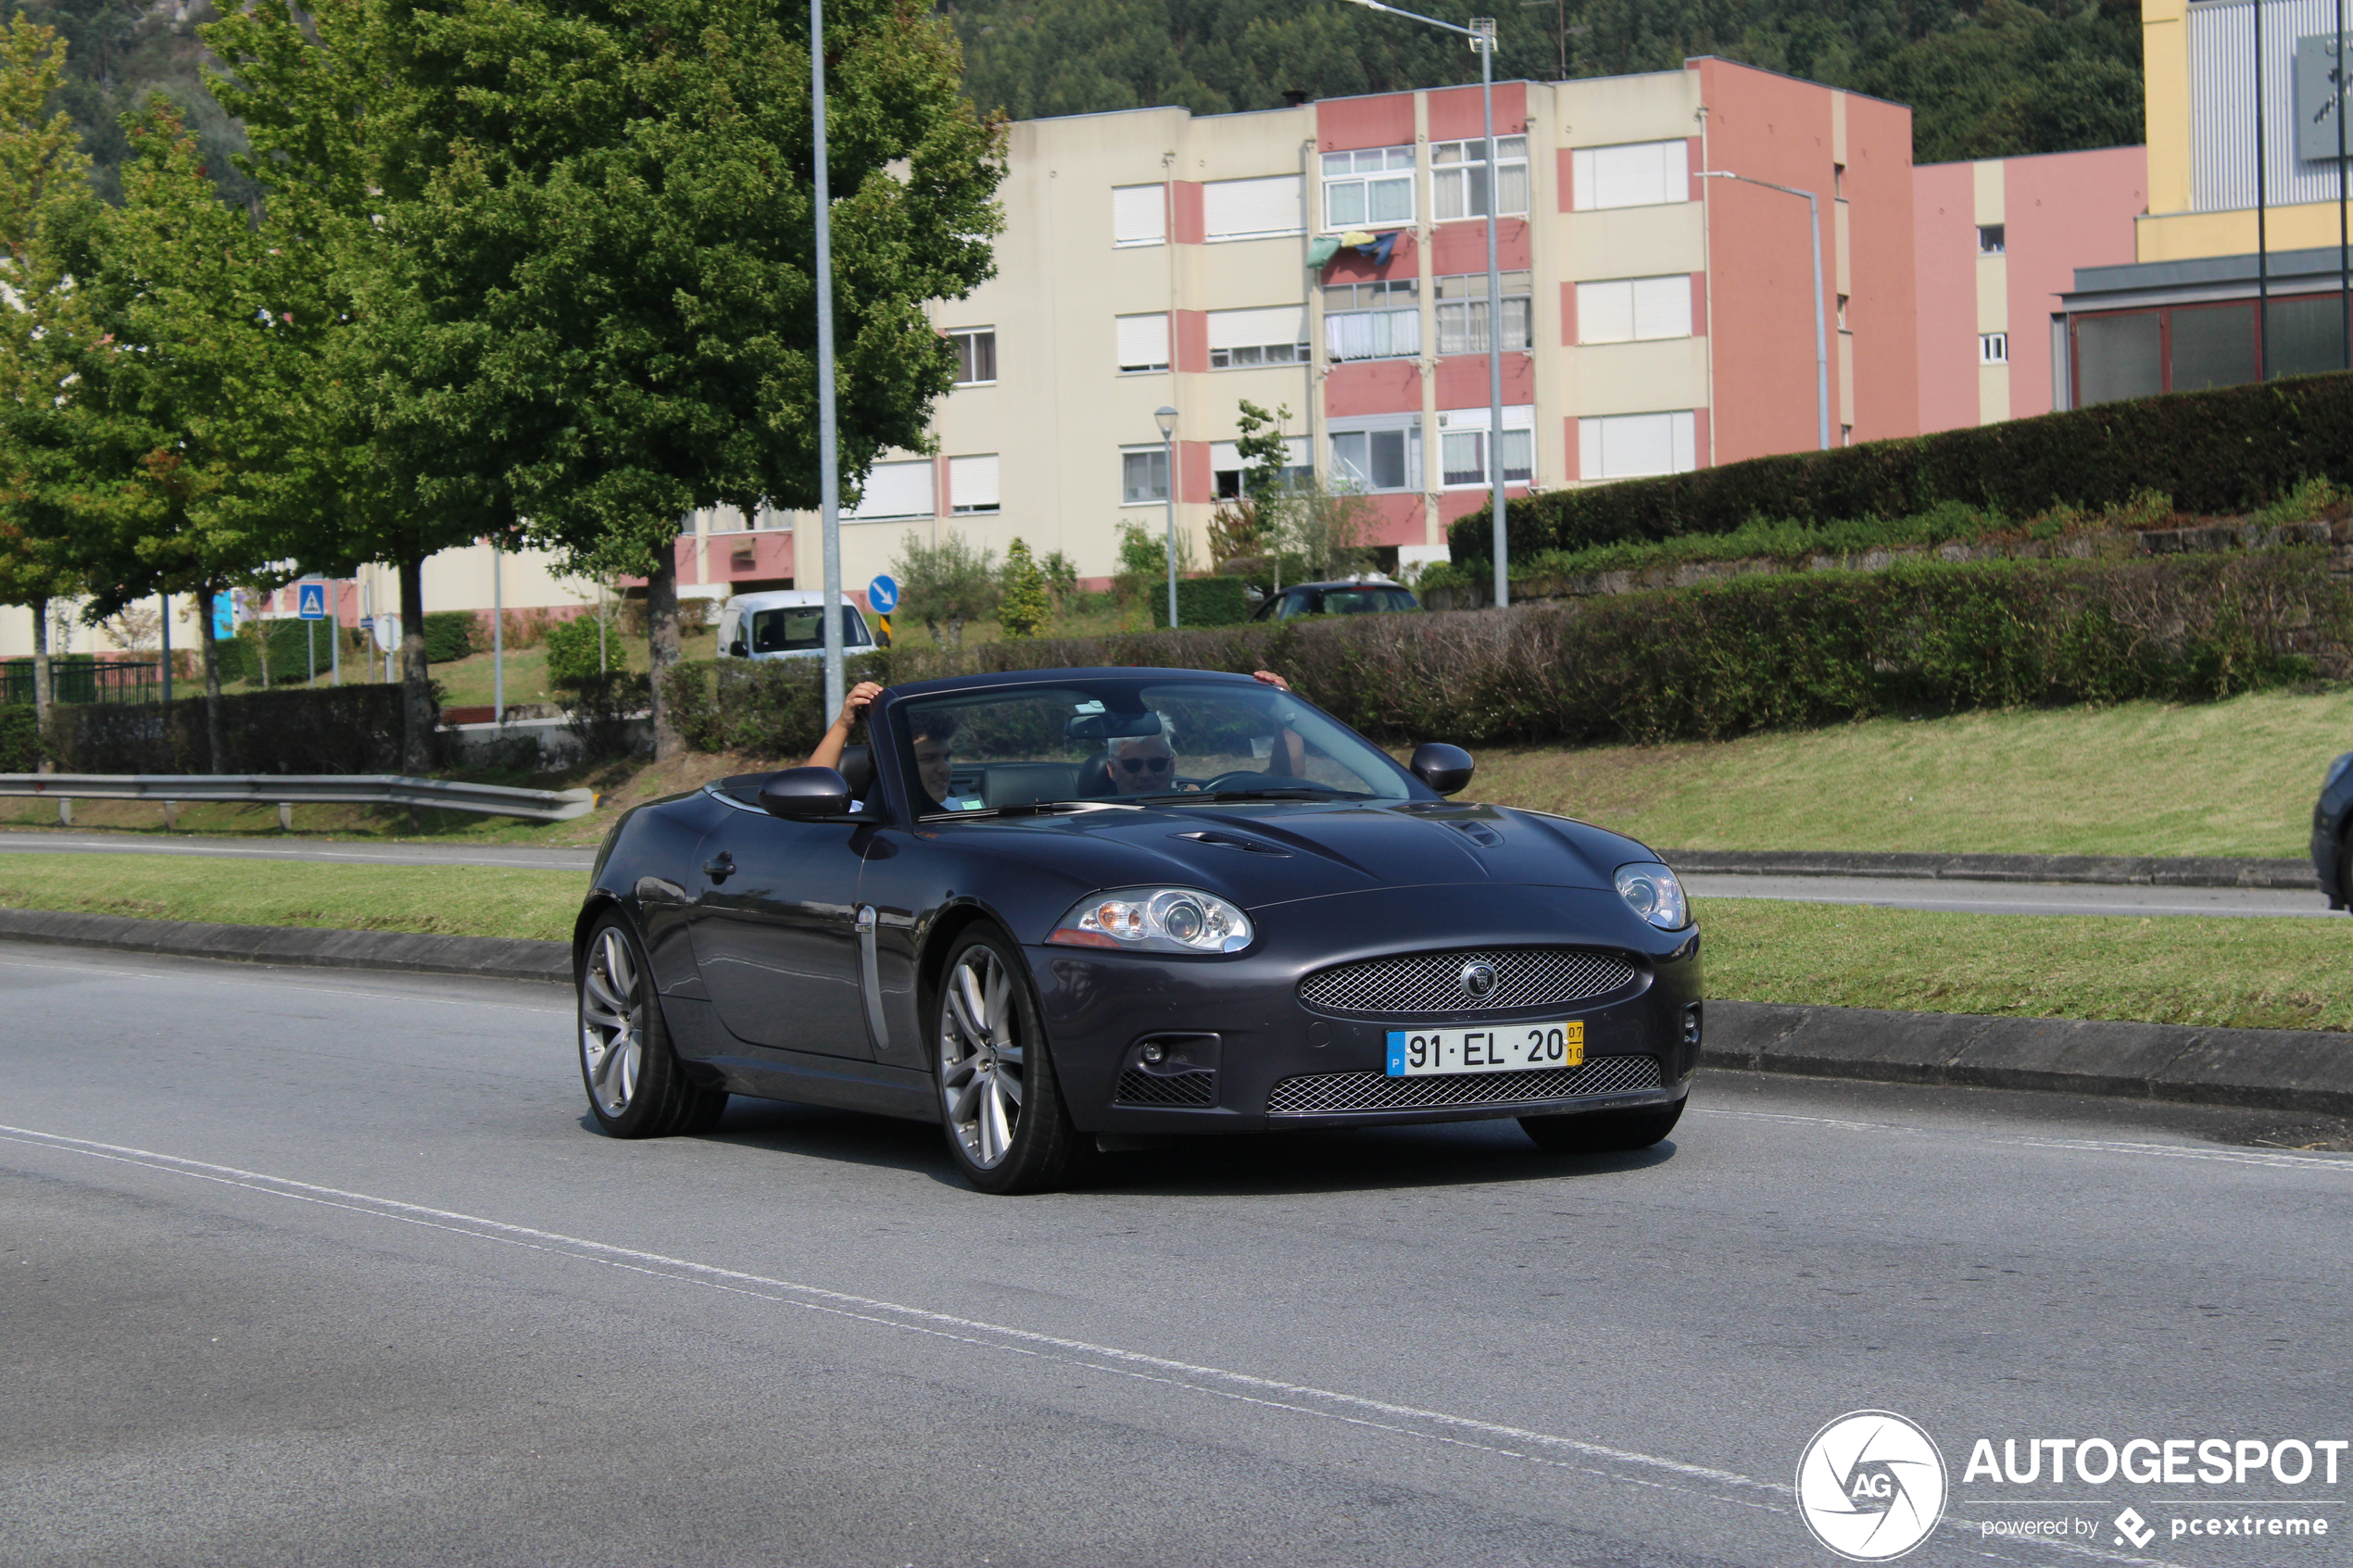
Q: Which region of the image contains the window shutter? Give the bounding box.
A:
[1576,281,1634,343]
[949,454,1000,511]
[1203,175,1302,239]
[1576,141,1687,211]
[848,459,935,520]
[1631,276,1692,339]
[1116,312,1170,370]
[1113,183,1165,245]
[1208,305,1306,350]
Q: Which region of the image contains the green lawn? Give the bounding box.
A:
[1465,687,2353,859]
[0,854,584,941]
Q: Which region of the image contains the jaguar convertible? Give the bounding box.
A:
[573,666,1703,1193]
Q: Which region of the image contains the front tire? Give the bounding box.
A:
[1520,1098,1683,1154]
[933,927,1088,1194]
[579,914,726,1137]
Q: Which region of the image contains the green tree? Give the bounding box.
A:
[376,0,1004,758]
[997,536,1050,638]
[891,529,997,647]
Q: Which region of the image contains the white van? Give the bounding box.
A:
[715,589,877,660]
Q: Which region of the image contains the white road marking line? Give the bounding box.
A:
[0,1122,2175,1567]
[0,955,568,1015]
[1698,1107,2353,1173]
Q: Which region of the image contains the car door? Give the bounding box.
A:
[686,809,876,1060]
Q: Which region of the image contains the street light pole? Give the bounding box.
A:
[1338,0,1509,606]
[812,0,845,719]
[1699,169,1829,451]
[1155,406,1179,628]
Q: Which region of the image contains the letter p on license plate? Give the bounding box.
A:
[1385,1021,1585,1077]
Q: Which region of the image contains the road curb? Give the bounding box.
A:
[1706,999,2353,1119]
[1663,847,2318,890]
[0,907,571,985]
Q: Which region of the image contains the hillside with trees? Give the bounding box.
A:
[948,0,2143,163]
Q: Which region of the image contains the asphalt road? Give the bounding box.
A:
[6,943,2349,1567]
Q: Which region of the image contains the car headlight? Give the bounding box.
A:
[2326,753,2353,790]
[1047,887,1253,954]
[1615,861,1690,931]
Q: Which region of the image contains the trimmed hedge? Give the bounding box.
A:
[423,610,476,663]
[46,684,422,772]
[1150,575,1252,629]
[0,703,42,771]
[1450,371,2353,567]
[213,619,342,685]
[661,550,2344,754]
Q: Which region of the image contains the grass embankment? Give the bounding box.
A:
[0,855,582,942]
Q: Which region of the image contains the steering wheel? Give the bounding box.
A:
[1198,770,1316,793]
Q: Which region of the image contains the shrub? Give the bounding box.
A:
[890,530,998,646]
[1449,370,2353,567]
[422,610,476,663]
[544,614,610,690]
[999,538,1051,638]
[46,684,422,772]
[563,671,652,763]
[0,703,42,771]
[662,650,893,759]
[213,618,336,686]
[1151,575,1251,628]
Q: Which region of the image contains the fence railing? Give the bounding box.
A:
[0,773,596,823]
[1,660,162,707]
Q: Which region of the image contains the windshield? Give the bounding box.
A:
[1275,585,1416,619]
[892,679,1417,816]
[747,605,868,653]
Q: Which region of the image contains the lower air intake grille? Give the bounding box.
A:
[1115,1068,1217,1107]
[1298,947,1638,1016]
[1265,1055,1662,1116]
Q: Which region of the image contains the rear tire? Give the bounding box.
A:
[579,914,727,1138]
[1520,1098,1683,1154]
[932,927,1090,1194]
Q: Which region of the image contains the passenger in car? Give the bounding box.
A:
[1083,671,1304,796]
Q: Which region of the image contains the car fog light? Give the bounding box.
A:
[1615,861,1692,931]
[1047,886,1253,954]
[1140,1043,1165,1064]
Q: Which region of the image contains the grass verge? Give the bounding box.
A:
[0,855,582,942]
[1703,899,2348,1033]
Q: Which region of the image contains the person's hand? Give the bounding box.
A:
[1251,670,1290,692]
[832,680,884,732]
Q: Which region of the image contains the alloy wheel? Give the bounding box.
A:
[938,944,1026,1168]
[581,925,645,1117]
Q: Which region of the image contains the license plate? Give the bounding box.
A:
[1385,1022,1585,1077]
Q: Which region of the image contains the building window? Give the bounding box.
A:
[1841,424,1854,446]
[1577,411,1697,481]
[1833,161,1846,198]
[1979,332,2008,365]
[1575,275,1690,343]
[1978,224,2006,255]
[1121,446,1170,505]
[1836,295,1851,331]
[949,454,1000,514]
[1116,312,1170,373]
[1328,419,1421,493]
[1571,139,1689,211]
[1430,135,1529,220]
[1113,183,1165,246]
[1323,279,1420,360]
[1436,270,1532,356]
[950,328,996,385]
[1204,175,1304,241]
[1321,145,1415,230]
[847,458,936,521]
[1212,436,1312,499]
[1208,305,1308,368]
[1439,406,1534,488]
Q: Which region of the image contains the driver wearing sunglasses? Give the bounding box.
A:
[1104,727,1179,796]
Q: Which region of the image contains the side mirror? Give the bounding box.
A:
[759,766,851,819]
[729,638,749,658]
[1409,742,1474,796]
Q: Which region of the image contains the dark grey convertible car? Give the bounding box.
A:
[574,667,1702,1192]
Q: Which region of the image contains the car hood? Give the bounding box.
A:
[939,798,1658,912]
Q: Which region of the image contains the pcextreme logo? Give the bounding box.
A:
[1796,1410,1950,1562]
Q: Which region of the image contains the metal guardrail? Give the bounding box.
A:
[0,773,596,823]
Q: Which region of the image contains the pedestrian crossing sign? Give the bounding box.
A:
[297,582,327,621]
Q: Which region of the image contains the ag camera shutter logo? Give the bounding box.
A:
[1796,1410,1949,1561]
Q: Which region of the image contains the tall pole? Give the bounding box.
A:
[158,593,171,706]
[2258,0,2271,379]
[329,583,340,686]
[2338,0,2348,368]
[492,544,504,724]
[1478,18,1507,610]
[813,0,844,718]
[1163,425,1179,628]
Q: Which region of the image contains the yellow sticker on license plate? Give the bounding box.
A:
[1385,1020,1586,1077]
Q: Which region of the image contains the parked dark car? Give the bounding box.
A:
[1249,577,1421,621]
[2313,751,2353,908]
[573,667,1701,1192]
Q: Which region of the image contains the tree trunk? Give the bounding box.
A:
[648,547,683,760]
[29,595,51,773]
[195,585,225,773]
[398,555,433,774]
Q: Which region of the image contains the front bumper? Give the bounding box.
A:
[1026,884,1703,1135]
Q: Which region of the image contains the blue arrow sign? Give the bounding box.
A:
[296,582,328,621]
[867,574,900,614]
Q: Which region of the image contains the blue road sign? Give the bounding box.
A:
[212,594,236,641]
[296,582,328,621]
[867,574,900,614]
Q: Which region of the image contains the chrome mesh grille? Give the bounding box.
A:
[1266,1055,1661,1116]
[1297,947,1638,1017]
[1114,1068,1217,1107]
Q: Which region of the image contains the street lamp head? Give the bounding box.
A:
[1154,406,1178,439]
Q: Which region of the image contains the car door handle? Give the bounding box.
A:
[702,853,735,883]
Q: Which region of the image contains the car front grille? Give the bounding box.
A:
[1265,1055,1662,1116]
[1297,947,1639,1017]
[1114,1068,1217,1107]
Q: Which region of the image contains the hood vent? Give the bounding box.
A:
[1173,830,1290,857]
